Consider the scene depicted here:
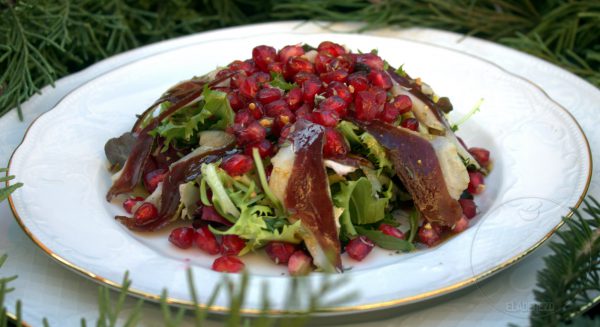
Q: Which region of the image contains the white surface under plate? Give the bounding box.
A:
[7,31,592,316]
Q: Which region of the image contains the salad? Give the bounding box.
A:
[105,41,491,275]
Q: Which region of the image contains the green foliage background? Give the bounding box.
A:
[1,0,599,119]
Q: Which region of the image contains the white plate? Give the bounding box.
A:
[7,32,591,314]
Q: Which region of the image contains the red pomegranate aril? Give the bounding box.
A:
[294,103,312,119]
[221,235,246,256]
[286,87,303,110]
[288,250,313,276]
[278,44,305,64]
[311,110,340,127]
[368,70,392,89]
[123,196,144,214]
[314,54,334,74]
[354,90,382,122]
[325,81,353,104]
[452,215,469,233]
[418,223,441,247]
[212,256,245,273]
[378,224,405,239]
[133,203,158,223]
[169,227,195,249]
[228,70,247,89]
[458,198,477,219]
[201,206,232,226]
[469,147,491,167]
[221,154,254,177]
[195,225,221,255]
[236,121,267,145]
[252,45,277,72]
[256,87,282,105]
[468,171,486,195]
[356,53,384,71]
[317,41,346,57]
[244,139,274,158]
[371,86,387,105]
[319,95,348,117]
[400,118,419,131]
[246,102,264,119]
[293,72,320,86]
[227,91,244,111]
[229,60,254,75]
[254,71,271,84]
[380,102,401,123]
[324,128,349,158]
[265,241,297,265]
[239,75,260,99]
[143,168,167,193]
[320,70,348,84]
[389,95,413,114]
[347,72,369,92]
[265,99,290,117]
[273,110,296,136]
[329,55,355,73]
[302,79,323,105]
[346,235,375,261]
[234,109,254,126]
[267,61,283,74]
[286,57,314,76]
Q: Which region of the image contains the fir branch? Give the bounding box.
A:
[530,197,600,326]
[0,168,22,203]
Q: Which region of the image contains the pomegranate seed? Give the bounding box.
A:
[253,71,271,84]
[252,45,277,72]
[267,62,283,74]
[371,86,387,105]
[418,223,441,247]
[346,235,374,261]
[256,87,282,105]
[195,225,221,255]
[227,91,244,111]
[325,81,353,104]
[143,168,167,193]
[288,250,313,276]
[389,95,413,114]
[221,235,246,256]
[468,171,486,195]
[314,54,334,74]
[368,70,392,89]
[246,102,264,119]
[236,121,266,145]
[216,68,233,80]
[265,242,297,264]
[200,206,232,226]
[320,70,348,84]
[278,44,305,64]
[311,110,340,127]
[469,147,491,167]
[221,154,254,176]
[400,118,419,131]
[234,109,254,126]
[319,95,348,117]
[278,124,293,143]
[294,103,312,119]
[302,79,323,105]
[286,87,303,110]
[458,198,477,219]
[134,203,158,223]
[244,139,274,158]
[212,256,245,273]
[347,72,369,92]
[286,57,314,76]
[229,60,254,75]
[273,110,296,136]
[169,227,195,249]
[378,224,405,239]
[317,41,346,57]
[293,72,319,85]
[323,128,349,158]
[265,99,290,117]
[229,71,247,89]
[354,90,382,122]
[380,102,400,123]
[452,215,469,233]
[239,75,260,99]
[329,55,355,73]
[123,196,144,214]
[356,53,384,71]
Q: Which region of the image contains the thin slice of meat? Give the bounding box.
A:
[284,120,342,272]
[352,119,462,227]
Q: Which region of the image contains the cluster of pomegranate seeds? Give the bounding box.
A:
[220,154,254,176]
[345,235,375,261]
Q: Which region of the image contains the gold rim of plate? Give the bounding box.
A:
[4,32,594,316]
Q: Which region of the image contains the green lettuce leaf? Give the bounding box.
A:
[355,226,414,252]
[269,72,297,91]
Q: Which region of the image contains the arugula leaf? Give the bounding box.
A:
[355,226,414,251]
[395,64,407,77]
[269,72,297,91]
[334,177,391,228]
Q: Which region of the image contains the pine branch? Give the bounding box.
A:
[0,168,22,203]
[530,197,600,326]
